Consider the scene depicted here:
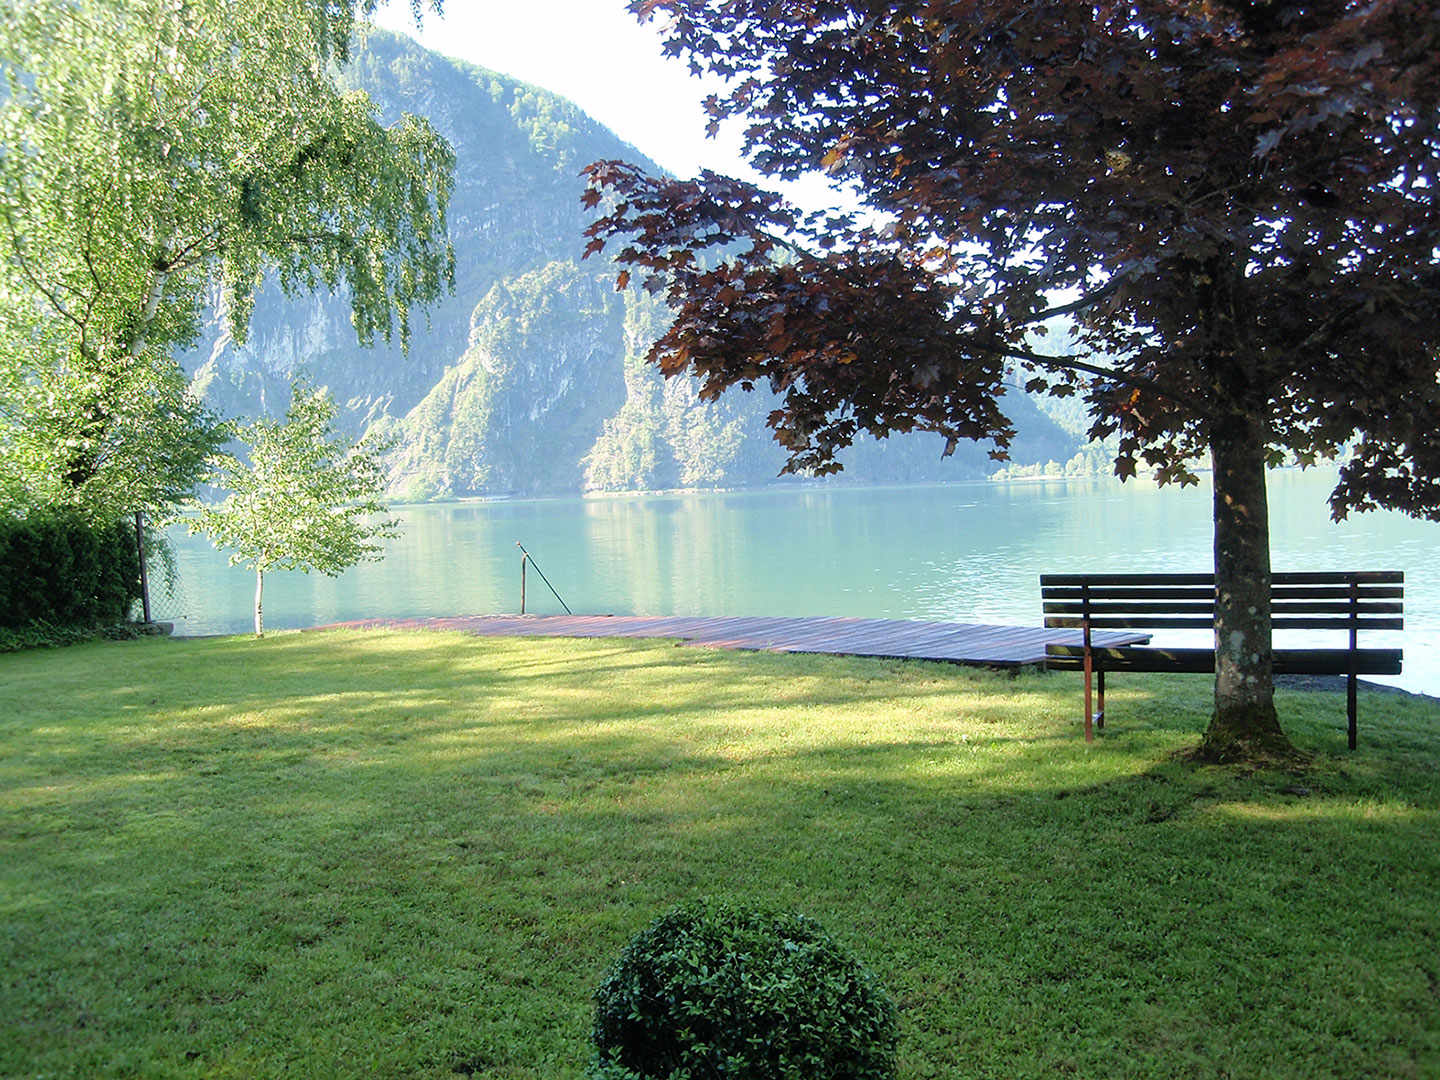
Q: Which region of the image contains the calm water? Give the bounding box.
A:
[158,468,1440,695]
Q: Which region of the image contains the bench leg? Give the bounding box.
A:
[1095,669,1105,730]
[1347,670,1358,751]
[1083,651,1094,743]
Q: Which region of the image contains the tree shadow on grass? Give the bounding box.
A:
[3,634,1438,1080]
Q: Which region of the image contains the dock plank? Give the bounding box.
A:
[322,613,1147,668]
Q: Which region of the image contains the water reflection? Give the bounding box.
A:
[159,469,1440,695]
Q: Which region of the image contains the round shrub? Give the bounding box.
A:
[588,897,898,1080]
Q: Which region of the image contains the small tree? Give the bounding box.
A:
[192,381,400,637]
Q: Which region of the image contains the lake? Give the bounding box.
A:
[158,467,1440,696]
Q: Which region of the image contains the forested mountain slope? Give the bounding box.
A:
[179,31,1080,498]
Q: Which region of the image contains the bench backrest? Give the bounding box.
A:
[1041,572,1404,633]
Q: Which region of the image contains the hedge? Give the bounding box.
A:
[0,514,142,631]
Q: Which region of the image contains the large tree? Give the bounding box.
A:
[0,0,452,521]
[582,0,1440,761]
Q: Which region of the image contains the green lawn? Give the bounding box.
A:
[2,630,1437,1079]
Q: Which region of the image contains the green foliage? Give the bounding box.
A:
[0,0,454,355]
[385,261,627,497]
[0,0,453,522]
[0,341,224,523]
[0,619,145,653]
[192,380,399,635]
[0,622,97,653]
[989,441,1121,482]
[507,85,583,168]
[0,513,140,630]
[589,897,898,1080]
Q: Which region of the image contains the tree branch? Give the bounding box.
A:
[166,224,226,271]
[997,344,1212,416]
[1,205,89,335]
[127,266,170,358]
[1285,299,1367,362]
[1018,280,1124,325]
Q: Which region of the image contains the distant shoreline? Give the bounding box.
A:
[387,472,1151,507]
[380,463,1354,507]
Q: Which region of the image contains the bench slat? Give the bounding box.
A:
[1045,616,1216,629]
[1273,649,1403,675]
[1044,601,1216,616]
[1044,646,1216,672]
[1272,571,1404,584]
[1045,601,1401,618]
[1272,616,1404,630]
[1046,644,1403,675]
[1271,601,1403,614]
[1048,593,1405,610]
[1041,573,1215,586]
[1046,615,1404,630]
[1271,585,1404,600]
[1042,586,1215,602]
[1042,571,1404,587]
[1042,590,1404,609]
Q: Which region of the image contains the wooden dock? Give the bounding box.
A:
[325,613,1148,668]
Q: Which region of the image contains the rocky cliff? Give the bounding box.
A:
[178,31,1081,499]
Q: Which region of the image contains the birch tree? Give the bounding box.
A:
[191,380,399,637]
[0,0,451,520]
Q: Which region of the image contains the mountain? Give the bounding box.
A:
[178,31,1081,498]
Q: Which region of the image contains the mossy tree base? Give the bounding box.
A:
[1196,701,1306,767]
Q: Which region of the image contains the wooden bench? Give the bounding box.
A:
[1041,572,1404,748]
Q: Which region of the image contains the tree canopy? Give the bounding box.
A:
[0,0,452,521]
[584,0,1440,760]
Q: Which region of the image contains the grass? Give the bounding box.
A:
[1,630,1438,1080]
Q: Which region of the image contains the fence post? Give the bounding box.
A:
[134,511,152,624]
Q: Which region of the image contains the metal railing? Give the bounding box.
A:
[516,542,571,615]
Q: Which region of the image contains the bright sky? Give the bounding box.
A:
[370,0,840,211]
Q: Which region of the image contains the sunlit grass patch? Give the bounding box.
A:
[1,631,1437,1079]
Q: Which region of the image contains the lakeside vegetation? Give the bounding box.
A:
[3,632,1437,1078]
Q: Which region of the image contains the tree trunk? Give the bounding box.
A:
[60,347,113,489]
[254,567,265,638]
[1200,409,1294,761]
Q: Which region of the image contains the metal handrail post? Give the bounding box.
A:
[515,542,571,615]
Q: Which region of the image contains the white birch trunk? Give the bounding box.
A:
[254,567,264,638]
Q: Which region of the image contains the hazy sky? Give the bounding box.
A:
[371,0,840,210]
[373,1,748,174]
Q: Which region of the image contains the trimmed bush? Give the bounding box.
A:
[0,513,141,631]
[589,898,898,1080]
[0,620,149,653]
[94,516,142,623]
